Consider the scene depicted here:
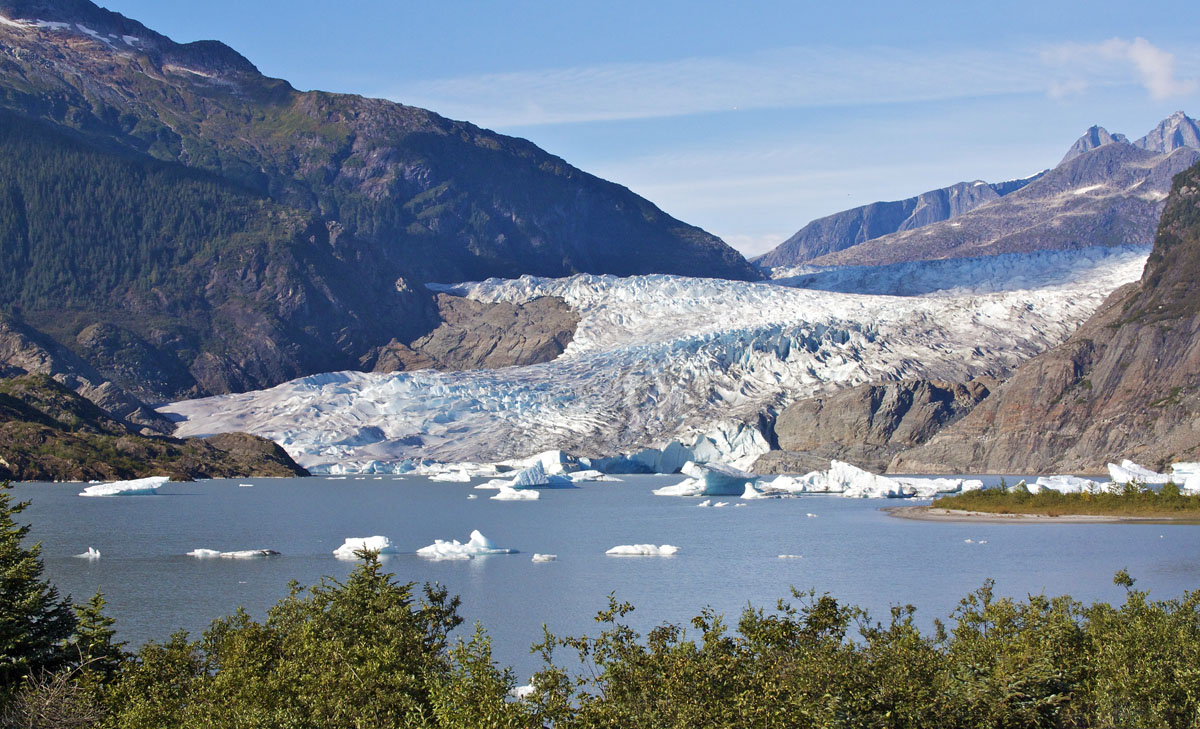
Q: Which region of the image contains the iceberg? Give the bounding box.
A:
[188,548,279,559]
[75,547,101,560]
[332,536,400,559]
[653,461,756,497]
[491,486,540,501]
[416,530,516,560]
[895,476,984,498]
[531,553,557,562]
[606,544,680,556]
[1108,460,1171,486]
[238,483,254,488]
[1029,475,1111,494]
[79,475,169,497]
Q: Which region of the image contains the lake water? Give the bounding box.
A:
[12,476,1200,679]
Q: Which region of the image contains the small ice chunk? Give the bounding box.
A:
[735,503,747,507]
[806,513,818,518]
[605,544,679,556]
[491,486,540,501]
[333,536,399,559]
[531,553,557,562]
[417,530,515,560]
[696,499,712,508]
[511,684,536,699]
[429,471,472,482]
[777,554,803,559]
[75,547,101,559]
[964,539,974,543]
[238,483,254,488]
[220,549,280,559]
[189,548,278,558]
[79,476,168,497]
[467,494,478,500]
[713,501,729,508]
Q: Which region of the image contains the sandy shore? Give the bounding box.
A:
[884,506,1200,524]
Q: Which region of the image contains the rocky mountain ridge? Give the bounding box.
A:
[761,113,1200,271]
[888,159,1200,474]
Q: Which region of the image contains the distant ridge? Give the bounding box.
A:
[758,112,1200,271]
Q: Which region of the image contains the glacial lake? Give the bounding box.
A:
[13,475,1200,680]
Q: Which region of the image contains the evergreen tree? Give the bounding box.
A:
[72,592,126,680]
[0,482,77,700]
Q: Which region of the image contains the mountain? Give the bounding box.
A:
[759,113,1200,271]
[0,0,756,403]
[1134,110,1200,154]
[0,373,307,481]
[755,175,1042,269]
[890,159,1200,474]
[1059,125,1128,164]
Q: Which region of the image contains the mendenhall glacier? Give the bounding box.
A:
[161,246,1148,474]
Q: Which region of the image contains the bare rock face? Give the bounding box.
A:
[891,161,1200,474]
[0,316,173,434]
[365,294,580,373]
[753,378,993,474]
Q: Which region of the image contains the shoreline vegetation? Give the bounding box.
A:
[896,479,1200,521]
[5,482,1200,727]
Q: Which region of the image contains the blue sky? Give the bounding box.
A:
[100,1,1200,256]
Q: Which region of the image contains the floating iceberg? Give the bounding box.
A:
[79,476,169,497]
[188,548,279,559]
[428,471,473,483]
[1029,475,1111,494]
[1108,460,1171,486]
[491,486,540,501]
[653,461,756,497]
[75,547,101,560]
[531,553,557,562]
[332,536,401,559]
[606,544,680,557]
[416,530,515,560]
[777,554,803,559]
[238,483,254,488]
[895,476,984,498]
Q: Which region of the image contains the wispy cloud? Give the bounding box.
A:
[1042,37,1198,100]
[379,39,1197,128]
[380,45,1047,128]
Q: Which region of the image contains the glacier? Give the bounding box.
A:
[161,248,1147,473]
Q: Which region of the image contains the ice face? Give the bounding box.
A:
[78,476,169,497]
[653,461,755,497]
[163,249,1146,473]
[416,530,516,560]
[605,544,680,556]
[332,536,399,559]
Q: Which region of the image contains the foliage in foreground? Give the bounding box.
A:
[4,479,1200,727]
[935,478,1200,517]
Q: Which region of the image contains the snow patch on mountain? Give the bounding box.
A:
[163,250,1147,472]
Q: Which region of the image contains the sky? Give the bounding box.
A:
[98,1,1200,257]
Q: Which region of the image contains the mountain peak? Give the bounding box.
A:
[1059,125,1129,165]
[0,0,259,76]
[1134,111,1200,154]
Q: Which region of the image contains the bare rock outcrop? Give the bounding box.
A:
[891,162,1200,474]
[365,294,579,373]
[753,378,993,474]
